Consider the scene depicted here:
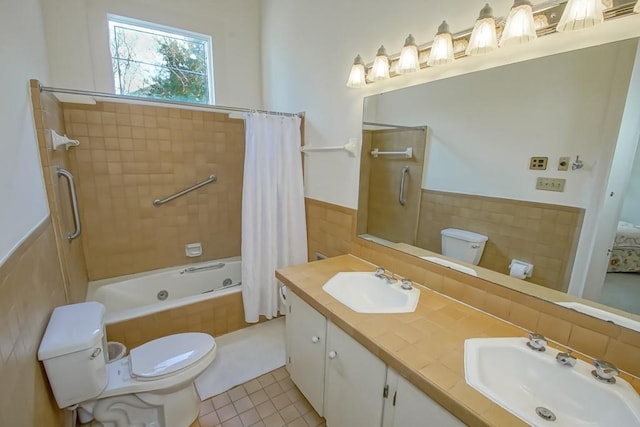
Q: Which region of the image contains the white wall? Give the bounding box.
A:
[41,0,264,108]
[621,145,640,224]
[261,0,640,209]
[365,41,636,209]
[0,0,51,265]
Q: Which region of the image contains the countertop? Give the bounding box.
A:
[276,254,537,427]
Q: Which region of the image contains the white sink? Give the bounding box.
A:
[464,337,640,426]
[322,272,420,313]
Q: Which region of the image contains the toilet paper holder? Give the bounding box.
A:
[509,259,533,278]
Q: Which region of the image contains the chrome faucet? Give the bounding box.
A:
[374,267,397,284]
[556,350,577,367]
[526,332,547,352]
[591,359,619,384]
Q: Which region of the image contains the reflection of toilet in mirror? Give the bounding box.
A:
[38,301,217,427]
[441,228,488,265]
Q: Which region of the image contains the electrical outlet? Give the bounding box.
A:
[530,157,548,170]
[536,177,566,192]
[558,156,570,171]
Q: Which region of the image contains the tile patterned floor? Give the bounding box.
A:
[190,367,326,427]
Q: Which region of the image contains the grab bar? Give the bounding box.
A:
[180,262,225,275]
[371,147,413,158]
[153,174,217,207]
[56,167,82,241]
[399,165,409,206]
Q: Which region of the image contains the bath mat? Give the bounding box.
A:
[195,316,286,400]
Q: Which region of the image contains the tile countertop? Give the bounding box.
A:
[276,254,557,427]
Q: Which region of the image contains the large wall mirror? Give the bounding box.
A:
[357,38,640,330]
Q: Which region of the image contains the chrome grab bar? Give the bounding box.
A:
[399,165,409,206]
[371,147,413,158]
[153,174,217,207]
[56,167,82,241]
[180,262,225,275]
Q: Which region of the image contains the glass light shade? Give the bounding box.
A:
[397,34,420,74]
[500,0,537,47]
[556,0,604,32]
[346,55,367,88]
[370,45,390,81]
[635,0,639,13]
[466,4,498,56]
[427,21,454,66]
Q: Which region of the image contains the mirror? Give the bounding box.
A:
[357,39,640,326]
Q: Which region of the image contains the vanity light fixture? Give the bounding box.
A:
[427,21,455,66]
[500,0,538,47]
[397,34,420,74]
[369,45,390,81]
[346,54,367,88]
[466,3,499,56]
[556,0,604,31]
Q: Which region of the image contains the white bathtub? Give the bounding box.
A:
[86,257,242,324]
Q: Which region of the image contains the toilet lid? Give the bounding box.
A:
[129,332,215,379]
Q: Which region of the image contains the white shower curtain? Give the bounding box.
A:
[241,112,308,323]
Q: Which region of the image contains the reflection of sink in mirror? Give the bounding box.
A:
[420,256,477,277]
[556,302,640,334]
[465,337,640,426]
[322,272,420,313]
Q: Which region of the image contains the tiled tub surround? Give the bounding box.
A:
[30,80,89,303]
[276,255,640,426]
[62,101,245,280]
[416,190,584,292]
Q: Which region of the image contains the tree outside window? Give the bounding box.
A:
[108,16,214,104]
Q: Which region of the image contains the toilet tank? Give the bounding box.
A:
[38,302,108,408]
[441,228,488,265]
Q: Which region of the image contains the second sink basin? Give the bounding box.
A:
[322,272,420,313]
[465,337,640,426]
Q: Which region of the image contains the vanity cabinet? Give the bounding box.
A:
[382,369,465,427]
[285,289,462,427]
[285,291,327,415]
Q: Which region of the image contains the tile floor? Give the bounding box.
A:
[190,367,326,427]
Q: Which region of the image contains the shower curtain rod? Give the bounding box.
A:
[39,85,304,118]
[363,121,427,130]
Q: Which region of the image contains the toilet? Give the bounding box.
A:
[441,228,488,265]
[38,301,216,427]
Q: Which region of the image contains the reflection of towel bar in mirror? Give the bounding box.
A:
[300,138,360,157]
[371,147,413,158]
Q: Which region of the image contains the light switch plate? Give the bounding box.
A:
[530,157,548,170]
[536,177,565,192]
[558,156,570,171]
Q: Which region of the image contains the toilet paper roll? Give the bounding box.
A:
[509,263,528,279]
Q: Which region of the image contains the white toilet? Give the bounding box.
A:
[38,301,216,427]
[441,228,488,265]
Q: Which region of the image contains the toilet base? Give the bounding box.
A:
[83,383,200,427]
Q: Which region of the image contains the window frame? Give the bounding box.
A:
[107,14,215,105]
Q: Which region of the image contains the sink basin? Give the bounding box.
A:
[322,272,420,313]
[464,337,640,426]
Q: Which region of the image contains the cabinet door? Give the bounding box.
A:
[385,368,465,427]
[286,291,327,415]
[324,321,386,427]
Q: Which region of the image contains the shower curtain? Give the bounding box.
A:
[241,112,307,323]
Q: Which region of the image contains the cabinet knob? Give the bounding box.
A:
[311,336,320,343]
[328,350,337,359]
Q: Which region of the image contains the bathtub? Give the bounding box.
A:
[86,257,242,324]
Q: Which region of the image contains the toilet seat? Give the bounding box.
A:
[130,333,215,380]
[99,332,217,399]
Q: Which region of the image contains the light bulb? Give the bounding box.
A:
[466,3,498,56]
[427,21,455,66]
[397,34,420,74]
[500,0,537,47]
[556,0,604,32]
[370,45,390,81]
[346,54,366,88]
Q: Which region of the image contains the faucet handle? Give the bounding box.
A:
[375,266,385,277]
[526,332,547,352]
[400,278,413,290]
[592,359,619,383]
[555,350,576,367]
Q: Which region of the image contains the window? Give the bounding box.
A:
[108,15,214,104]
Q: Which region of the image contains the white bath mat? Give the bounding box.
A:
[195,316,286,400]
